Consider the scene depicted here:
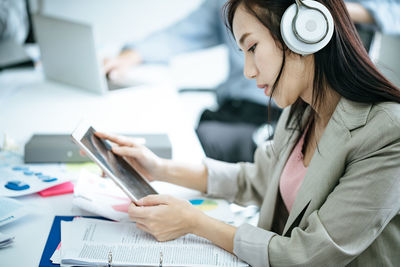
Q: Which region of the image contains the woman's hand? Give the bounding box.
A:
[128,195,205,242]
[95,132,167,182]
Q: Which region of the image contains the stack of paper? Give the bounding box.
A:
[0,196,28,249]
[0,232,14,248]
[52,217,248,266]
[0,197,28,227]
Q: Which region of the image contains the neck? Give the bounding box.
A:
[301,88,340,164]
[298,55,341,128]
[314,88,341,127]
[302,85,341,128]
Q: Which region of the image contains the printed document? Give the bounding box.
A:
[59,217,248,266]
[73,170,235,223]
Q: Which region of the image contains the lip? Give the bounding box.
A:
[257,84,270,96]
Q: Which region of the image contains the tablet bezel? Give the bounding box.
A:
[71,121,157,202]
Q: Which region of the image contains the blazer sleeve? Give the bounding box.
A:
[204,140,279,205]
[234,110,400,267]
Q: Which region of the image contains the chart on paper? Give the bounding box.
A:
[190,199,218,211]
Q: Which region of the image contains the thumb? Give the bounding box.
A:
[137,194,170,206]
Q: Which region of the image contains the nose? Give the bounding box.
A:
[243,55,257,79]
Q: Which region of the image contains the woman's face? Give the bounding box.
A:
[232,4,314,108]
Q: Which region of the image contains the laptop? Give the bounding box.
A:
[33,14,125,94]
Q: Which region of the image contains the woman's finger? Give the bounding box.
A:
[95,132,134,147]
[129,215,148,225]
[112,146,142,158]
[137,194,170,206]
[135,222,151,233]
[128,203,150,219]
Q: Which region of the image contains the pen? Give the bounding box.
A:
[159,251,163,267]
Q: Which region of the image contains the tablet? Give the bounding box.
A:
[71,122,158,202]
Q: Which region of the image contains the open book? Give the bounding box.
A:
[58,217,248,267]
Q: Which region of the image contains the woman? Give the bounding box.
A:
[96,0,400,266]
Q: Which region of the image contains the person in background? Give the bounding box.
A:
[104,0,280,164]
[104,0,400,164]
[0,0,28,43]
[98,0,400,266]
[346,0,400,50]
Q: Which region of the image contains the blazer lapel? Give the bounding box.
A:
[282,98,372,236]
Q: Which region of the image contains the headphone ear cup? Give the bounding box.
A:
[281,0,334,55]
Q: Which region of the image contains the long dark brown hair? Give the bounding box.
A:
[224,0,400,135]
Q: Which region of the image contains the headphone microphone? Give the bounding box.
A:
[281,0,334,55]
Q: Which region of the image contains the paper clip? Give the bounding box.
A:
[108,251,112,267]
[159,251,163,267]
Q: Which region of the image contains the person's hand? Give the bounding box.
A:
[95,132,166,182]
[103,49,143,80]
[128,195,204,241]
[345,2,374,24]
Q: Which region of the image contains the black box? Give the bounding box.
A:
[24,134,172,163]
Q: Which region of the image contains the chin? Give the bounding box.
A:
[272,98,288,109]
[273,95,299,109]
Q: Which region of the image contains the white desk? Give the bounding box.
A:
[0,67,208,266]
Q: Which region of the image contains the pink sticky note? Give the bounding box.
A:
[38,182,74,197]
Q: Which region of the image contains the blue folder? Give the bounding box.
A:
[39,216,107,267]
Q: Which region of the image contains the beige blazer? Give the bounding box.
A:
[205,97,400,267]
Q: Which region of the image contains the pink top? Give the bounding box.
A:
[279,132,308,212]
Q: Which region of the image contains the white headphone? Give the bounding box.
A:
[281,0,334,55]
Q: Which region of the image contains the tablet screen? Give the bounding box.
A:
[80,127,157,200]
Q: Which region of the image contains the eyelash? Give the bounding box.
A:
[248,44,257,53]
